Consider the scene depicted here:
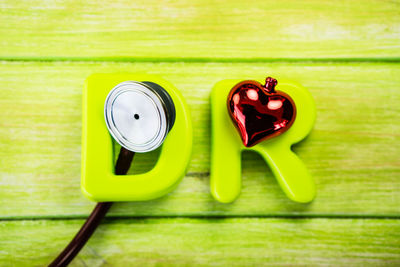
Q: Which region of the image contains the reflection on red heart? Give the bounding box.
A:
[227,77,296,147]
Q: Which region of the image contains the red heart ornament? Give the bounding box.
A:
[227,77,296,147]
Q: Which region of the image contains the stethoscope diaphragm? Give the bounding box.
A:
[104,81,175,153]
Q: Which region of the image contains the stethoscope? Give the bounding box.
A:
[49,81,176,266]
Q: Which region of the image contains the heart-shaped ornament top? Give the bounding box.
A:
[227,77,296,147]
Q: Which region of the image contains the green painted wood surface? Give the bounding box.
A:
[1,0,400,59]
[1,0,400,265]
[1,62,399,218]
[1,218,400,266]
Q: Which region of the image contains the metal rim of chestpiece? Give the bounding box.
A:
[104,81,176,153]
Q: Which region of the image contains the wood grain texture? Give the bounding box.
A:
[1,1,399,266]
[1,61,399,218]
[1,0,400,59]
[1,218,399,266]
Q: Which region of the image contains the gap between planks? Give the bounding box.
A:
[1,57,400,64]
[1,214,400,222]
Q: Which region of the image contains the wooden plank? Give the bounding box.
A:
[1,0,400,59]
[0,61,399,218]
[0,218,399,266]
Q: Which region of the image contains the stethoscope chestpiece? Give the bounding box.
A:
[104,81,176,153]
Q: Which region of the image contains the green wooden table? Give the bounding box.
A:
[1,0,399,266]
